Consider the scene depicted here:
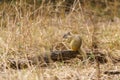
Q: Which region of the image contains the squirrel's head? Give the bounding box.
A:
[63,32,72,39]
[63,32,82,43]
[63,32,73,43]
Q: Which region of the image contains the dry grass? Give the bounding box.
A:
[0,1,120,80]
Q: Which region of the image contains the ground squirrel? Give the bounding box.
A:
[63,32,87,60]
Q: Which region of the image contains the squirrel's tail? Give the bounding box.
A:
[78,48,87,60]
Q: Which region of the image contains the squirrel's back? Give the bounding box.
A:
[70,35,82,51]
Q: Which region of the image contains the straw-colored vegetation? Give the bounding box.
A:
[0,0,120,80]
